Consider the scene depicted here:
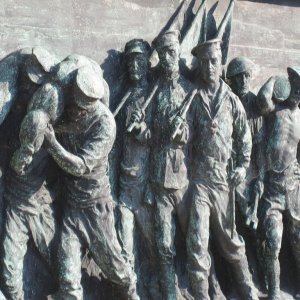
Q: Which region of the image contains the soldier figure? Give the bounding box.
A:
[227,56,265,213]
[136,30,193,299]
[115,39,158,297]
[0,48,59,300]
[257,67,300,300]
[43,67,139,300]
[227,56,267,290]
[186,39,258,300]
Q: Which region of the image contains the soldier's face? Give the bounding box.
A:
[157,44,180,73]
[127,53,148,82]
[231,71,252,97]
[197,50,222,84]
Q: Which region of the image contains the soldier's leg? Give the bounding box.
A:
[87,202,139,300]
[288,217,300,299]
[134,205,160,299]
[210,188,258,300]
[176,185,225,300]
[28,204,56,268]
[2,208,29,300]
[186,184,211,300]
[258,200,283,300]
[54,213,83,300]
[117,204,136,268]
[154,188,177,300]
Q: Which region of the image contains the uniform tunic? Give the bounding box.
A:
[186,79,253,298]
[55,101,137,300]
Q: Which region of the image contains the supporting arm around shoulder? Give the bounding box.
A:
[44,125,87,176]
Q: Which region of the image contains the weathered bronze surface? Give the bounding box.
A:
[0,1,299,300]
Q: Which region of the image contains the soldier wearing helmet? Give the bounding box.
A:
[227,56,266,290]
[227,57,265,221]
[43,67,140,300]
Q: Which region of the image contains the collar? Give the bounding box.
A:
[160,69,180,87]
[197,79,229,120]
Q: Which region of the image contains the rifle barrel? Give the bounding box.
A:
[171,89,197,140]
[113,89,132,117]
[126,82,160,133]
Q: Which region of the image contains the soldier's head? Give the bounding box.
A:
[70,66,105,118]
[124,39,151,83]
[227,56,254,98]
[24,47,59,89]
[153,30,180,75]
[287,66,300,106]
[192,39,222,85]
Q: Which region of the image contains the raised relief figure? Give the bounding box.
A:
[138,30,193,300]
[227,57,265,224]
[0,47,60,300]
[257,67,300,300]
[43,67,139,300]
[186,39,258,300]
[114,39,158,298]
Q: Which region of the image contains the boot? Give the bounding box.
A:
[230,257,259,300]
[294,266,300,300]
[160,263,177,300]
[265,255,281,300]
[190,278,210,300]
[125,283,140,300]
[209,271,226,300]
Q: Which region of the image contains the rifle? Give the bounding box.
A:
[126,81,160,133]
[229,157,235,239]
[245,190,259,230]
[113,89,132,117]
[171,89,197,140]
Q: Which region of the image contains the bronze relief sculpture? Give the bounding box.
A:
[0,1,298,300]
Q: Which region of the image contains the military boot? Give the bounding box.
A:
[190,279,210,300]
[160,263,177,300]
[294,265,300,300]
[230,257,259,300]
[123,283,140,300]
[265,255,281,300]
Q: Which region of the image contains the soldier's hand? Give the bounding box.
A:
[231,167,246,186]
[294,162,300,181]
[171,116,185,141]
[44,124,56,145]
[144,184,154,206]
[253,178,264,198]
[130,110,144,124]
[132,121,147,134]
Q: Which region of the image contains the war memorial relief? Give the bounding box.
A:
[0,0,299,299]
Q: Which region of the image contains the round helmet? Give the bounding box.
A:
[226,56,255,79]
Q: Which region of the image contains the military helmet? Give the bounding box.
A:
[226,56,255,79]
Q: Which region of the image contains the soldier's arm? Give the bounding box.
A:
[44,126,87,176]
[45,113,116,177]
[232,95,252,170]
[257,77,276,115]
[171,116,191,144]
